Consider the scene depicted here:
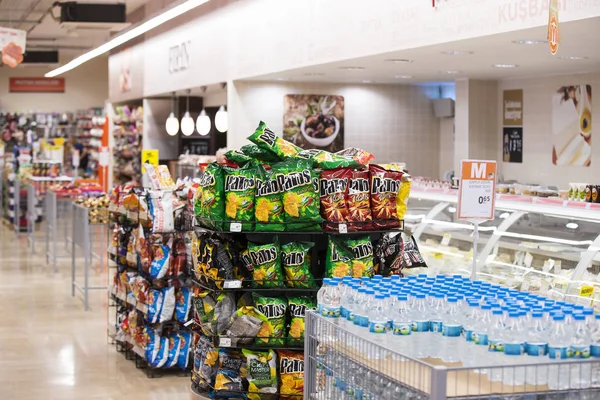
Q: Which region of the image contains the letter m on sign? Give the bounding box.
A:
[471,163,486,179]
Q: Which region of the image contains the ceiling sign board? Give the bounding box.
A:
[457,160,497,221]
[9,77,65,93]
[548,0,560,55]
[0,27,26,68]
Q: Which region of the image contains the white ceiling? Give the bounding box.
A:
[248,17,600,85]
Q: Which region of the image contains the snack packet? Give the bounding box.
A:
[166,333,182,368]
[135,226,152,273]
[271,159,321,231]
[225,149,252,166]
[224,163,256,231]
[241,143,280,163]
[336,147,375,166]
[375,233,428,276]
[319,168,351,231]
[253,293,287,346]
[211,292,236,334]
[254,164,284,232]
[169,237,187,277]
[199,162,225,230]
[347,170,373,231]
[214,349,245,397]
[193,290,216,335]
[160,286,176,322]
[248,239,284,288]
[157,165,176,190]
[278,350,305,400]
[126,232,137,267]
[281,242,316,288]
[225,306,268,347]
[131,276,150,304]
[296,148,361,169]
[248,121,302,160]
[175,287,192,323]
[149,190,174,232]
[146,332,169,368]
[242,349,278,400]
[369,164,403,229]
[150,241,170,279]
[325,236,353,278]
[348,236,374,278]
[177,330,192,370]
[194,339,219,389]
[287,296,317,346]
[146,289,164,323]
[396,174,412,220]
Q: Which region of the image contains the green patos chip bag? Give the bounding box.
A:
[296,148,361,170]
[348,236,374,278]
[325,236,353,278]
[248,239,284,288]
[199,162,224,230]
[242,349,278,400]
[224,163,257,231]
[255,164,284,232]
[225,149,252,166]
[287,296,317,346]
[253,293,287,346]
[271,159,321,231]
[281,242,316,288]
[248,121,302,160]
[241,144,281,163]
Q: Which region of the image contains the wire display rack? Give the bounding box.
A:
[45,191,75,272]
[305,311,600,400]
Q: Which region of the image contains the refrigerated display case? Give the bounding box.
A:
[405,188,600,308]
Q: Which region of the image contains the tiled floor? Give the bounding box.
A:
[0,224,190,400]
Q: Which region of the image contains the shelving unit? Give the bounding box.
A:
[112,106,143,185]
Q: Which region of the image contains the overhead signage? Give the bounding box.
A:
[168,40,190,73]
[503,89,523,126]
[9,77,65,93]
[0,27,26,68]
[548,0,560,55]
[457,160,497,221]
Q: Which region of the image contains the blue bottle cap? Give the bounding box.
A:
[531,311,543,318]
[574,305,585,310]
[468,301,480,307]
[366,289,375,295]
[481,304,492,310]
[583,307,594,316]
[375,294,386,300]
[509,311,520,318]
[562,307,574,314]
[553,314,565,321]
[492,309,504,315]
[390,275,401,280]
[416,293,427,299]
[397,295,408,301]
[447,297,458,302]
[595,314,600,320]
[573,314,586,321]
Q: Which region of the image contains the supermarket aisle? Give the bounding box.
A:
[0,225,190,400]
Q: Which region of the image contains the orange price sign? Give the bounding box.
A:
[457,160,497,221]
[548,0,560,55]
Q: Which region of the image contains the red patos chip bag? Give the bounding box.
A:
[347,170,373,231]
[319,168,351,232]
[369,164,403,229]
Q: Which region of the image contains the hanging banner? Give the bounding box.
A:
[9,77,65,93]
[548,0,560,55]
[457,160,497,221]
[0,27,26,68]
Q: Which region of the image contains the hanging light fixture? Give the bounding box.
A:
[214,105,228,133]
[196,109,211,136]
[165,92,179,136]
[181,89,195,136]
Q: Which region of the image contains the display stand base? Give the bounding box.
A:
[190,385,211,400]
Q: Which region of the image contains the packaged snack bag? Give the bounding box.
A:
[199,162,225,230]
[165,333,182,368]
[146,289,164,323]
[194,339,219,389]
[253,293,287,346]
[149,241,170,279]
[157,165,176,190]
[248,121,302,160]
[248,239,284,288]
[348,236,374,278]
[193,290,216,335]
[211,292,236,334]
[369,164,403,229]
[241,143,280,163]
[287,296,317,346]
[147,334,169,368]
[224,163,256,231]
[271,159,321,231]
[396,174,412,220]
[193,184,204,222]
[149,190,174,233]
[296,148,361,169]
[254,164,285,232]
[281,242,316,288]
[325,236,353,278]
[225,149,252,166]
[177,330,192,370]
[278,350,305,400]
[225,306,267,347]
[214,349,245,397]
[319,168,351,231]
[347,170,373,231]
[375,233,428,276]
[242,349,278,400]
[160,286,176,322]
[175,287,192,323]
[336,147,375,165]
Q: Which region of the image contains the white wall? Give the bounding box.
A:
[439,117,454,178]
[499,72,600,188]
[228,80,441,178]
[0,56,108,112]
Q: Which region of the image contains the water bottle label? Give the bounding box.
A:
[321,305,340,318]
[570,345,591,359]
[334,376,345,391]
[591,344,600,358]
[525,343,548,356]
[392,322,413,336]
[317,304,322,315]
[548,346,569,360]
[368,320,388,334]
[348,311,354,322]
[488,339,504,353]
[504,343,524,356]
[430,321,443,333]
[340,307,349,319]
[442,324,461,337]
[412,321,430,332]
[362,391,374,400]
[473,332,488,346]
[463,329,474,341]
[359,316,370,328]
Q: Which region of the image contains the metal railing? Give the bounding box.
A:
[305,312,600,400]
[45,191,75,272]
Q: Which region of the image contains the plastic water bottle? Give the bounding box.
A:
[429,293,445,334]
[502,311,526,386]
[389,294,413,360]
[340,283,357,327]
[354,288,374,329]
[470,304,492,374]
[570,313,591,389]
[590,314,600,387]
[441,296,462,363]
[525,311,548,386]
[318,279,340,318]
[547,314,570,391]
[487,309,506,382]
[410,293,430,359]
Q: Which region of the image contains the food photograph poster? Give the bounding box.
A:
[283,95,345,152]
[552,85,592,166]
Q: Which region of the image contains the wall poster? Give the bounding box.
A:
[283,95,344,152]
[502,89,523,163]
[503,127,523,163]
[552,85,592,167]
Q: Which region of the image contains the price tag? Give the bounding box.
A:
[224,280,242,289]
[441,233,452,246]
[457,160,497,220]
[219,337,232,347]
[230,222,242,232]
[338,223,347,234]
[99,147,110,167]
[580,285,594,298]
[184,319,194,327]
[433,252,444,259]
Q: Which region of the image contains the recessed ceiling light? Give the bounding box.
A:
[441,51,473,55]
[566,222,579,230]
[394,75,412,79]
[441,70,461,74]
[362,80,373,83]
[558,56,589,60]
[513,39,548,45]
[304,72,325,76]
[339,66,365,70]
[275,78,289,81]
[384,59,413,63]
[492,64,519,68]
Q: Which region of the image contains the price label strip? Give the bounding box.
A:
[457,160,497,221]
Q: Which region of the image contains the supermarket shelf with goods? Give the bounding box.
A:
[113,105,143,185]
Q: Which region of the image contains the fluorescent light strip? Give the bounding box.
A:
[45,0,210,77]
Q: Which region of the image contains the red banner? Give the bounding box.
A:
[9,77,65,93]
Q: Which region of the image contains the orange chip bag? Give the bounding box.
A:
[278,350,304,400]
[347,170,373,231]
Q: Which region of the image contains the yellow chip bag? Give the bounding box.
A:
[278,350,304,400]
[396,175,411,220]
